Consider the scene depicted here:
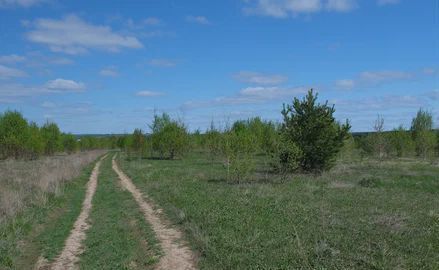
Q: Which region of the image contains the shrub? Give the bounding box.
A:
[150,113,189,159]
[0,110,29,159]
[389,125,414,157]
[280,89,350,172]
[205,122,222,164]
[41,122,62,155]
[221,124,257,182]
[131,129,145,157]
[271,133,302,174]
[62,133,78,154]
[27,122,45,159]
[338,135,361,162]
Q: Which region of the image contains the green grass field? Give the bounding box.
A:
[2,151,438,269]
[118,151,439,269]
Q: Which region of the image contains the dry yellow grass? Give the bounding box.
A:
[0,150,106,224]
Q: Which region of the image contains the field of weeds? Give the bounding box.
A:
[0,150,106,223]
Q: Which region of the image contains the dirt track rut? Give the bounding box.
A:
[49,155,106,270]
[112,157,197,270]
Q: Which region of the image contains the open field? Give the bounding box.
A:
[118,151,439,269]
[1,149,438,269]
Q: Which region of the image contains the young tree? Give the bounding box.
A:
[411,109,436,158]
[221,123,257,182]
[389,125,413,157]
[205,121,222,164]
[280,89,350,172]
[149,113,189,159]
[62,133,78,154]
[27,122,45,159]
[131,128,145,157]
[372,115,387,159]
[41,122,62,155]
[0,110,30,159]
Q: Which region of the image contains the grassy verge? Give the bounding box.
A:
[79,155,161,269]
[0,157,98,269]
[118,151,439,269]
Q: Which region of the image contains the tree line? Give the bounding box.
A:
[0,110,113,160]
[3,89,437,180]
[122,90,438,182]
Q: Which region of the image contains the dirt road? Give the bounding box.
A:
[112,157,197,270]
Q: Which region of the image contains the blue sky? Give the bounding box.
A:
[0,0,438,134]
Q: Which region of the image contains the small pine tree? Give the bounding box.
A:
[280,89,350,172]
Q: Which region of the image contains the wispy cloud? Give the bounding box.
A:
[99,66,119,77]
[0,0,44,8]
[334,79,355,90]
[326,0,357,12]
[26,15,143,54]
[0,78,85,103]
[182,86,308,110]
[243,0,358,18]
[143,17,162,26]
[0,54,26,64]
[148,59,177,68]
[41,101,56,108]
[136,90,165,97]
[233,71,288,85]
[377,0,400,6]
[334,70,415,90]
[0,64,27,79]
[186,15,210,25]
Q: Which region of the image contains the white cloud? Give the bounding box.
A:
[377,0,399,6]
[0,78,85,103]
[0,64,26,79]
[27,15,143,54]
[148,59,177,68]
[99,66,118,77]
[45,78,85,92]
[186,15,210,25]
[233,71,288,85]
[326,0,357,12]
[0,54,26,64]
[0,0,44,8]
[335,79,355,90]
[136,90,164,97]
[243,0,358,18]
